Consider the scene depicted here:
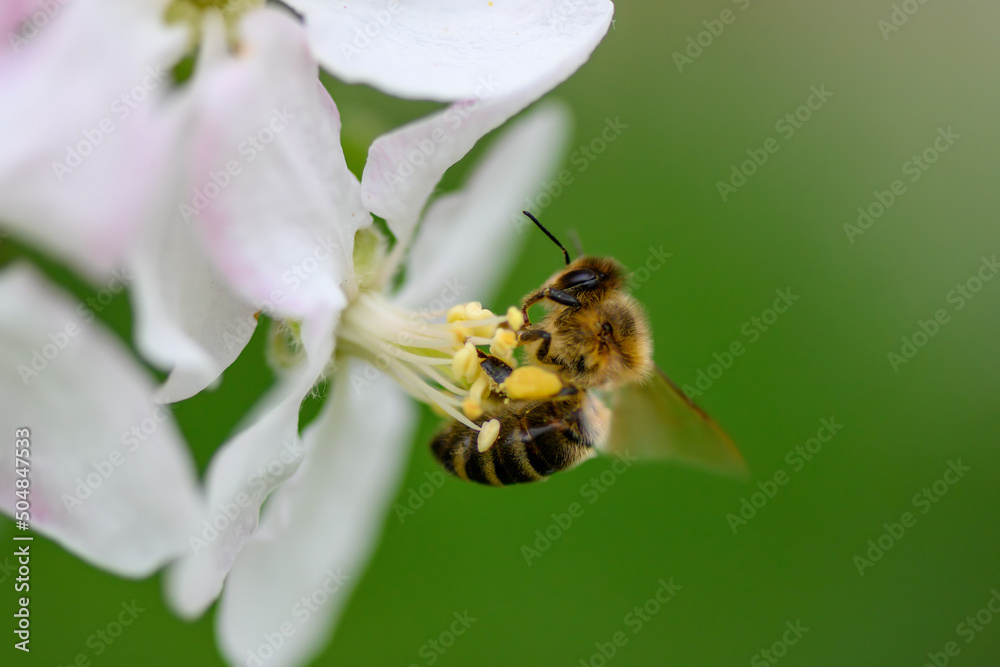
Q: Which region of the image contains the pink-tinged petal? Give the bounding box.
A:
[359,8,605,244]
[129,210,260,404]
[216,358,415,667]
[165,308,341,619]
[1,0,38,36]
[125,14,258,405]
[394,102,571,310]
[287,0,614,102]
[181,7,369,337]
[0,0,187,279]
[0,263,203,577]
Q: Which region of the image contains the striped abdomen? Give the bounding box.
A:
[430,398,596,486]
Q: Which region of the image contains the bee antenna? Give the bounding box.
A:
[522,211,571,265]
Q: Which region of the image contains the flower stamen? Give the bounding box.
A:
[335,293,526,432]
[477,419,501,453]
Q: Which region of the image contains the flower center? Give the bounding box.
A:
[268,230,568,434]
[165,0,263,48]
[335,292,528,431]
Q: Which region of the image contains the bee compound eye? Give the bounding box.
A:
[559,268,601,290]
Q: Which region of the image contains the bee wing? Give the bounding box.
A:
[602,366,748,479]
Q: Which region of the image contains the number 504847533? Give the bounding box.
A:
[14,428,30,529]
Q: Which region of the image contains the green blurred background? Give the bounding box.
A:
[4,0,1000,664]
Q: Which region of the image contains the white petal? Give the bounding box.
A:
[165,309,340,619]
[217,358,415,667]
[361,66,593,243]
[181,8,369,334]
[123,44,259,405]
[0,0,186,279]
[394,101,571,310]
[129,210,260,404]
[288,0,614,102]
[0,263,203,577]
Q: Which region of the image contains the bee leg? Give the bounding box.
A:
[555,384,580,397]
[525,421,572,440]
[521,290,543,313]
[545,288,582,307]
[517,328,552,363]
[520,288,582,324]
[476,350,513,384]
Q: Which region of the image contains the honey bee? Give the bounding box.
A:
[430,213,746,485]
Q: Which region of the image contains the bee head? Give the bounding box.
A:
[550,256,627,307]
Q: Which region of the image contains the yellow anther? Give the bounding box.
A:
[490,329,518,359]
[500,366,564,400]
[454,342,481,383]
[464,301,485,319]
[466,364,482,384]
[477,418,501,453]
[469,374,490,404]
[462,398,484,420]
[447,304,467,323]
[506,306,524,331]
[451,326,473,345]
[472,308,496,338]
[451,342,478,382]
